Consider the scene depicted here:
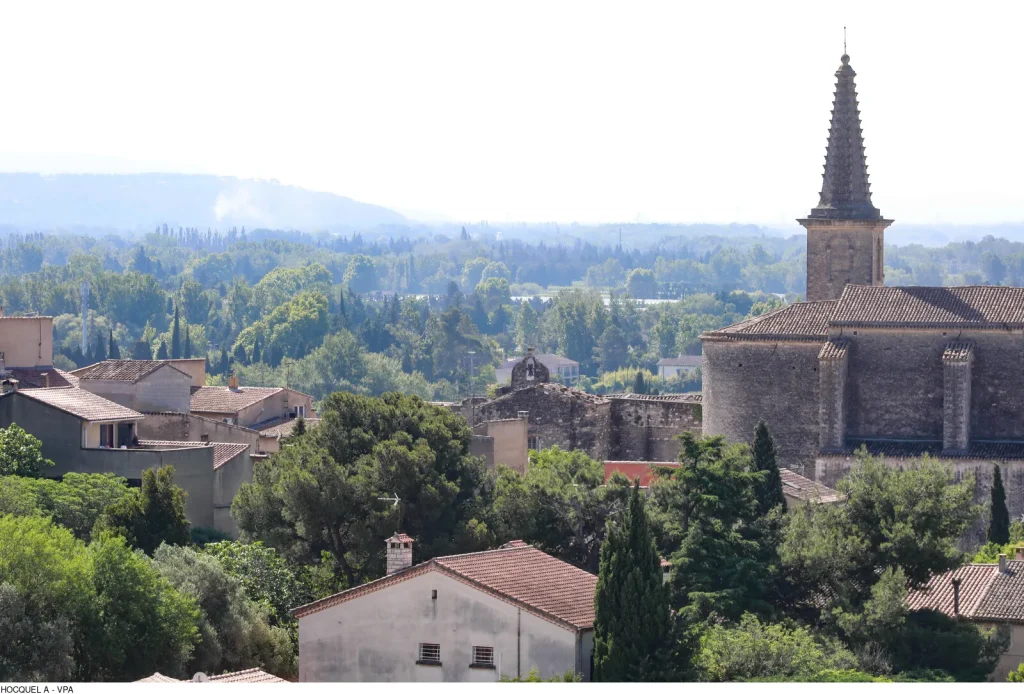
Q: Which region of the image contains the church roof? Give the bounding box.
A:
[831,285,1024,328]
[805,54,882,221]
[702,301,836,342]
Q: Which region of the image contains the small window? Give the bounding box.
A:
[471,646,494,668]
[418,643,441,665]
[528,436,538,451]
[200,434,209,443]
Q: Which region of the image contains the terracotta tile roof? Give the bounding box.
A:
[604,461,679,488]
[702,301,836,342]
[207,668,287,683]
[906,564,997,618]
[831,285,1024,328]
[821,439,1024,462]
[137,440,247,469]
[502,353,579,369]
[135,672,181,683]
[656,355,702,367]
[190,386,284,414]
[942,340,974,362]
[2,367,78,389]
[779,468,844,504]
[255,417,320,438]
[974,560,1024,623]
[294,543,598,631]
[388,532,414,543]
[818,339,849,361]
[74,359,190,383]
[16,387,144,422]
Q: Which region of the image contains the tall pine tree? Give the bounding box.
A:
[251,334,262,364]
[170,305,181,359]
[593,479,673,681]
[989,464,1010,546]
[108,329,120,359]
[752,421,786,515]
[155,340,169,360]
[183,325,192,359]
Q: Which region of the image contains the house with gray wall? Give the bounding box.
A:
[293,536,596,682]
[72,360,193,413]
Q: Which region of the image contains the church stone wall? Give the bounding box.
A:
[842,329,945,440]
[965,331,1024,441]
[702,340,821,473]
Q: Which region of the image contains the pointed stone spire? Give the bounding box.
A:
[808,54,881,220]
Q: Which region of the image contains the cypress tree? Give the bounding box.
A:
[293,416,307,437]
[233,343,248,366]
[219,347,230,374]
[92,329,106,361]
[752,421,786,515]
[632,370,647,394]
[131,339,151,360]
[593,479,672,681]
[108,329,120,359]
[989,464,1010,546]
[170,305,181,359]
[251,334,262,364]
[183,325,192,359]
[155,340,169,360]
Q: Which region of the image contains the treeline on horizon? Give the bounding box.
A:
[0,224,1023,403]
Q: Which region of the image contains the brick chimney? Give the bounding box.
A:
[386,533,414,575]
[227,373,239,391]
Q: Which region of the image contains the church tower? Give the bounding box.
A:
[799,53,892,302]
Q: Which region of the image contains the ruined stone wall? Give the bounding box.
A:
[609,398,702,462]
[702,340,822,474]
[474,385,612,460]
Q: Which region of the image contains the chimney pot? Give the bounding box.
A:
[999,553,1008,574]
[1016,546,1024,561]
[227,374,239,391]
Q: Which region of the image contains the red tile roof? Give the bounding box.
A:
[974,560,1024,623]
[702,301,836,342]
[135,672,180,683]
[207,668,287,683]
[907,564,997,619]
[604,461,679,488]
[190,385,286,414]
[255,417,320,438]
[73,359,190,383]
[831,285,1024,328]
[293,543,598,631]
[3,367,78,389]
[137,440,248,469]
[779,468,844,504]
[16,387,144,422]
[388,532,414,543]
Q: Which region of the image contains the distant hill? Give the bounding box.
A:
[0,173,405,231]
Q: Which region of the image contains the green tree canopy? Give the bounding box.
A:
[0,424,54,478]
[95,466,191,555]
[492,447,630,573]
[752,421,786,516]
[233,393,492,587]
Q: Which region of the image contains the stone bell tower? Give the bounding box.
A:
[799,53,892,302]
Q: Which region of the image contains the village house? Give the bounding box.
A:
[293,535,597,682]
[656,355,702,381]
[906,549,1024,681]
[190,374,314,429]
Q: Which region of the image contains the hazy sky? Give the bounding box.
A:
[0,1,1020,226]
